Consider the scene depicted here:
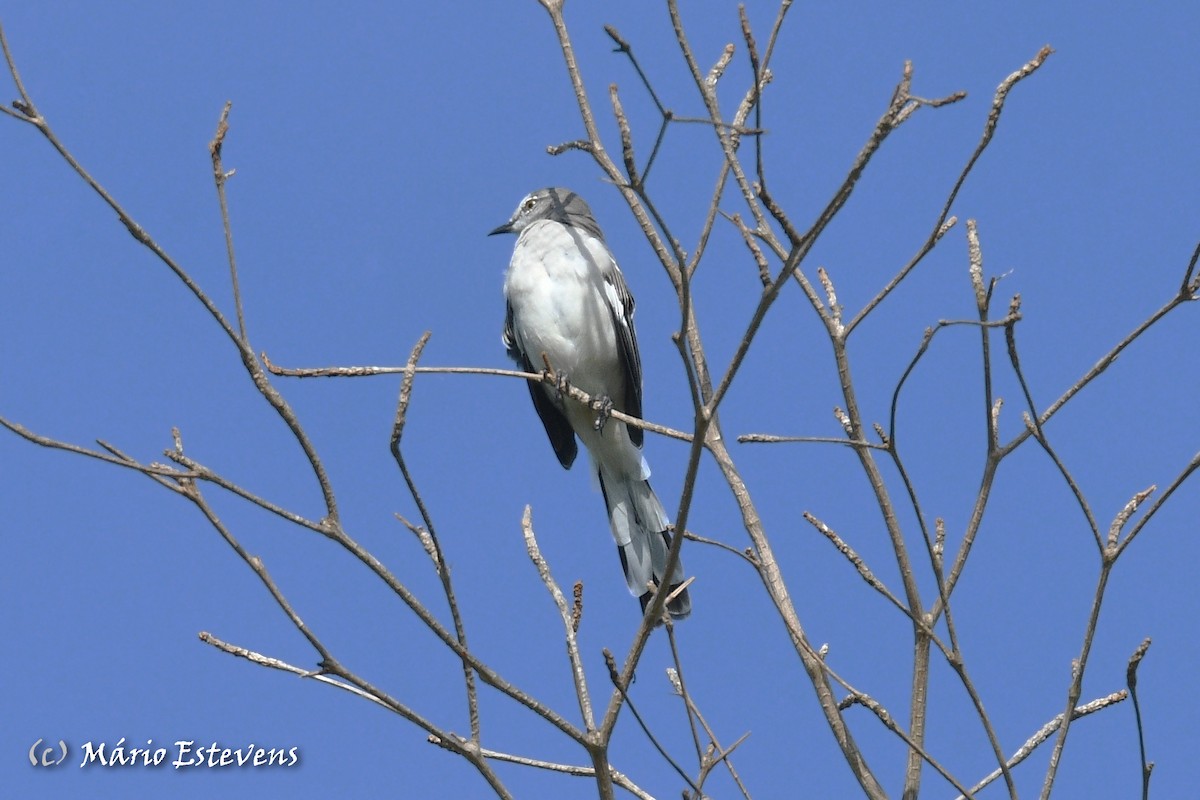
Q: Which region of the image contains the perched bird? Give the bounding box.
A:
[490,187,690,620]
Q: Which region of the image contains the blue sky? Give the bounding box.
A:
[3,3,1197,798]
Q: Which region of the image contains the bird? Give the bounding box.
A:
[490,187,690,620]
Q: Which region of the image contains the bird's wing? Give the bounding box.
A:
[504,299,578,469]
[597,250,645,449]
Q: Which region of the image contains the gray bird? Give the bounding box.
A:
[490,187,691,620]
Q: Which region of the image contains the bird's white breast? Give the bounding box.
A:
[503,220,621,395]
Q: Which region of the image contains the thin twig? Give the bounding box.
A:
[1040,567,1112,798]
[1126,639,1154,800]
[737,433,888,448]
[0,417,195,480]
[1118,450,1200,557]
[1179,239,1200,295]
[664,625,704,765]
[199,631,390,708]
[665,629,754,799]
[1007,312,1104,551]
[839,691,976,797]
[181,476,341,673]
[428,738,654,800]
[955,691,1127,799]
[208,100,247,343]
[849,45,1053,333]
[0,41,342,521]
[265,357,697,445]
[330,669,513,799]
[389,332,480,743]
[1021,289,1194,444]
[167,451,326,533]
[602,649,701,796]
[803,512,908,614]
[522,507,594,731]
[681,529,759,566]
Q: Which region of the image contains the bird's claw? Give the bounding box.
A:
[593,395,614,434]
[552,371,571,404]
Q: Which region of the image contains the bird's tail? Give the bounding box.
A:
[598,468,691,620]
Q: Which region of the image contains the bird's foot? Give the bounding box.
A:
[552,370,571,404]
[592,395,614,434]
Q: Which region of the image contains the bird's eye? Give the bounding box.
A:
[522,196,538,212]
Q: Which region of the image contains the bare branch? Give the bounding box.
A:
[1007,331,1104,551]
[601,649,700,796]
[681,529,759,566]
[0,416,195,481]
[609,83,639,186]
[1126,638,1155,800]
[849,45,1054,332]
[167,451,326,533]
[1181,239,1200,295]
[839,691,976,797]
[803,512,907,614]
[955,691,1126,799]
[389,331,480,742]
[428,737,654,800]
[1040,566,1114,798]
[266,357,697,445]
[1107,487,1156,550]
[669,639,754,799]
[199,631,391,709]
[522,507,594,731]
[208,100,247,343]
[1118,450,1200,556]
[0,34,342,520]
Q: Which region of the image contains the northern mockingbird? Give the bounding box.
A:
[490,187,691,620]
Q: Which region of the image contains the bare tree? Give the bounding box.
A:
[2,3,1195,798]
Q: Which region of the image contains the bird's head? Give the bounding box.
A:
[489,187,601,238]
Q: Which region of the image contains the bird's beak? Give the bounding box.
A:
[488,219,516,236]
